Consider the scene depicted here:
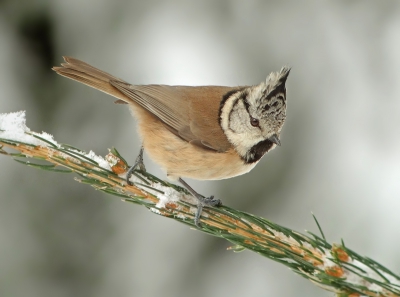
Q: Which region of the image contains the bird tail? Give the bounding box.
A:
[52,56,130,104]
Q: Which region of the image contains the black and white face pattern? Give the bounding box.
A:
[219,67,290,163]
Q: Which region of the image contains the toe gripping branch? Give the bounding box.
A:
[178,178,222,226]
[126,146,222,226]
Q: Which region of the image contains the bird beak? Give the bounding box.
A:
[268,134,281,146]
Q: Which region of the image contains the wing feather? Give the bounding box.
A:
[110,82,236,151]
[54,57,237,152]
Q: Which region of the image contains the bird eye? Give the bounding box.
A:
[250,117,259,127]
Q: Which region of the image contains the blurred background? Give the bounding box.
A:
[1,1,400,296]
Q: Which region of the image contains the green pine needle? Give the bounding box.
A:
[1,116,399,297]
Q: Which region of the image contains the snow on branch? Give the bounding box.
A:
[1,111,399,297]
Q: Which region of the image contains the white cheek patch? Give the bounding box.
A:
[220,96,238,132]
[220,94,265,158]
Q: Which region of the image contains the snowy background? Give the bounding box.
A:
[1,1,400,297]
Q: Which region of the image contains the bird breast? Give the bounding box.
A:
[132,104,257,181]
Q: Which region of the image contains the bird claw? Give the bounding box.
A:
[193,195,222,227]
[126,146,145,186]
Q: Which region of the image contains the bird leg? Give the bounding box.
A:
[126,147,221,226]
[178,178,222,227]
[126,146,146,185]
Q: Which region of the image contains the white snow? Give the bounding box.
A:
[105,151,119,167]
[0,111,59,148]
[317,248,400,295]
[146,181,191,209]
[0,111,111,170]
[344,259,400,294]
[1,111,200,220]
[84,150,111,170]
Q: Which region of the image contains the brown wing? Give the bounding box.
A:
[53,57,236,152]
[187,86,236,152]
[111,82,236,152]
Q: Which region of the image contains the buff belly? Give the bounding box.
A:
[131,106,258,181]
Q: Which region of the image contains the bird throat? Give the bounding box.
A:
[242,139,274,164]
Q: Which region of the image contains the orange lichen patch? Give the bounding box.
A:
[105,152,128,174]
[260,231,325,267]
[165,202,178,209]
[347,293,360,297]
[1,142,149,199]
[111,159,128,174]
[220,219,326,267]
[332,245,350,262]
[325,265,344,278]
[286,244,324,266]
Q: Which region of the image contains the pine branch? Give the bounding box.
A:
[1,111,399,297]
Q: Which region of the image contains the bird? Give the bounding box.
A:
[53,56,290,226]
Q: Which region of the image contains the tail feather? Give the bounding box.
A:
[52,56,132,104]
